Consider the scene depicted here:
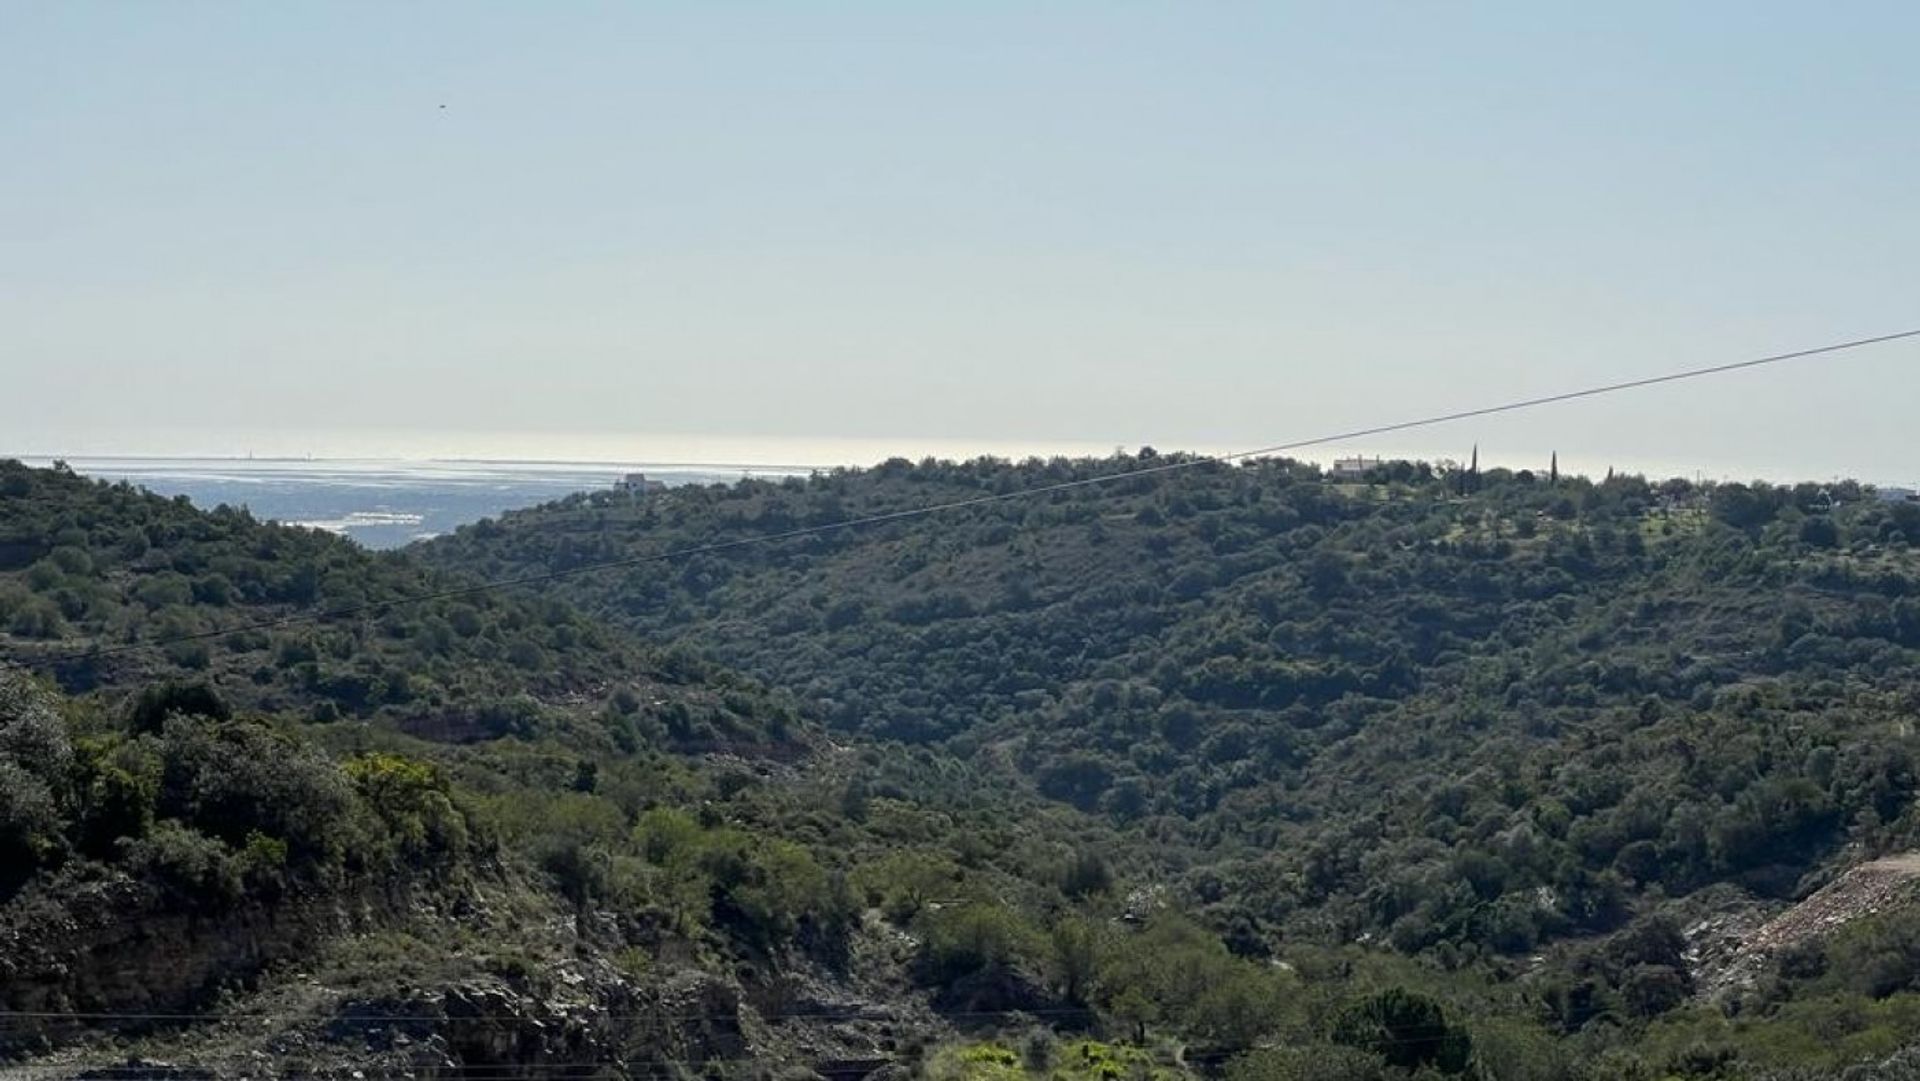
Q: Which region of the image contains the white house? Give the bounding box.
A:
[1876,486,1918,504]
[1330,456,1386,480]
[615,472,667,495]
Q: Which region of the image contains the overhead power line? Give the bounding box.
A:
[35,326,1920,662]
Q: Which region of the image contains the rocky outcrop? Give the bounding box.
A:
[1687,852,1920,998]
[4,914,906,1081]
[0,869,406,1056]
[2,870,926,1078]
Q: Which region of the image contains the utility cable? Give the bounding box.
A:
[28,326,1920,662]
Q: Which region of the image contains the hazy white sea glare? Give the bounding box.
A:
[8,453,805,550]
[9,424,1905,488]
[12,437,1914,554]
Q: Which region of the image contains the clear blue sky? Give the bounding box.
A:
[4,3,1917,480]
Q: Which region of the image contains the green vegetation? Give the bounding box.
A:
[926,1038,1184,1081]
[12,455,1920,1076]
[427,457,1920,934]
[0,459,791,749]
[419,454,1920,1075]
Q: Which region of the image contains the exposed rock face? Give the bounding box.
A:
[1748,854,1920,953]
[9,958,781,1079]
[1687,852,1920,998]
[266,971,753,1079]
[71,1063,218,1080]
[0,871,399,1055]
[1,889,909,1081]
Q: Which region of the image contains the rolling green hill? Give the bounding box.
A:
[417,453,1920,1075]
[0,460,1290,1079]
[0,458,798,751]
[14,456,1920,1078]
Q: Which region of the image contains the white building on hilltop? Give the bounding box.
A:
[1330,456,1387,480]
[615,472,667,495]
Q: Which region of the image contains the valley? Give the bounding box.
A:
[7,456,1920,1077]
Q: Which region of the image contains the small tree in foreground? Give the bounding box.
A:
[1331,988,1472,1075]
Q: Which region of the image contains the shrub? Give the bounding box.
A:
[915,903,1043,985]
[155,719,352,864]
[0,761,61,894]
[1331,988,1472,1075]
[346,752,469,862]
[124,822,243,908]
[128,680,231,733]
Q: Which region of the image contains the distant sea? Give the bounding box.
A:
[7,432,1140,551]
[18,457,807,550]
[17,429,1867,552]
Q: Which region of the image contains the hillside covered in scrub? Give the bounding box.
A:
[419,453,1920,1073]
[0,459,794,750]
[0,460,1358,1079]
[11,457,1920,1077]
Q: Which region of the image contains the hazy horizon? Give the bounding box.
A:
[6,5,1919,484]
[10,428,1914,491]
